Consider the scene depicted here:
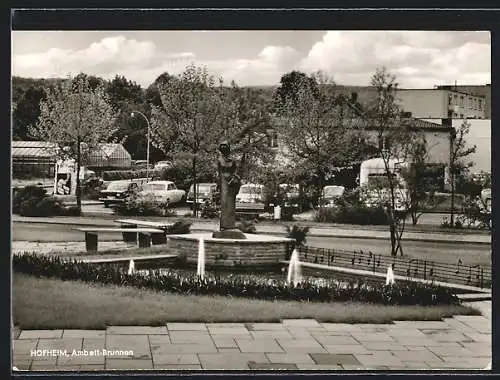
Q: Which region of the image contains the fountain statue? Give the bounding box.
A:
[212,141,246,239]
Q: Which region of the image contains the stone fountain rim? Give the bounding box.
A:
[168,233,294,244]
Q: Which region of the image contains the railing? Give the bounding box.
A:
[298,246,491,289]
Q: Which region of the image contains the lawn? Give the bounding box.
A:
[13,273,480,329]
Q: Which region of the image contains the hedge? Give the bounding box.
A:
[13,253,460,306]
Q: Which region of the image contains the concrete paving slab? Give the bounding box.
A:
[19,330,63,339]
[392,349,443,363]
[250,331,294,340]
[276,339,326,353]
[322,344,372,355]
[282,319,322,328]
[235,338,283,353]
[296,364,343,370]
[169,331,213,344]
[266,353,315,364]
[154,364,203,370]
[247,323,286,331]
[151,343,217,354]
[63,330,105,338]
[167,323,207,331]
[105,358,153,369]
[107,326,168,335]
[198,353,268,370]
[248,362,298,370]
[106,335,150,359]
[152,353,200,365]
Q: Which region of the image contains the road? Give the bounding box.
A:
[80,202,459,226]
[12,221,491,266]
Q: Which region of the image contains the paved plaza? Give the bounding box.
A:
[13,301,491,371]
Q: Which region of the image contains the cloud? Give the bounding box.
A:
[299,31,490,87]
[12,31,491,88]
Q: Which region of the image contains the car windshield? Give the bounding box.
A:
[280,185,299,194]
[240,186,261,194]
[324,186,344,197]
[190,184,213,193]
[107,182,129,191]
[143,184,166,191]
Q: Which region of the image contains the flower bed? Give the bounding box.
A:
[13,253,460,306]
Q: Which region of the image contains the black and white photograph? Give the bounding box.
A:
[11,17,492,373]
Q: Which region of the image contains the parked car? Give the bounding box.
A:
[321,185,345,207]
[186,182,220,209]
[99,180,140,208]
[133,160,154,170]
[480,188,492,212]
[279,183,302,212]
[154,161,173,171]
[138,180,186,206]
[236,183,265,213]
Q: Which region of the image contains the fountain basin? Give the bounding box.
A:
[168,233,294,268]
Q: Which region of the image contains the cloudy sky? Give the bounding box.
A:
[12,30,490,88]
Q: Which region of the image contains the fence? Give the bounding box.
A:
[298,245,491,290]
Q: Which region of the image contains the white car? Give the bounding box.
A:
[138,180,186,205]
[236,183,265,212]
[154,161,173,171]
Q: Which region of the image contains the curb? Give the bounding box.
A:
[12,217,491,245]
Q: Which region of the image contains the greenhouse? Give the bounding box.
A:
[12,141,57,178]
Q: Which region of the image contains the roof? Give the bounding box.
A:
[11,141,57,158]
[272,116,448,131]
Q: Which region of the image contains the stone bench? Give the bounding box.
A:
[114,219,175,244]
[76,227,165,252]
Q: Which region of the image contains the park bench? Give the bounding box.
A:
[76,227,165,252]
[114,219,175,244]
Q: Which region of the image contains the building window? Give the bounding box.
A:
[479,99,483,111]
[453,112,458,118]
[460,95,464,106]
[267,130,278,148]
[460,114,464,119]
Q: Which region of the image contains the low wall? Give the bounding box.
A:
[168,233,293,268]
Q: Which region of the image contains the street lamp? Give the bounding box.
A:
[131,111,151,182]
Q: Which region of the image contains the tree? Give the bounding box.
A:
[274,70,319,110]
[363,67,428,256]
[275,71,369,206]
[449,119,477,227]
[29,74,117,211]
[12,86,46,140]
[150,65,224,217]
[151,65,272,217]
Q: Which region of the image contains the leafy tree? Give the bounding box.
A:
[150,65,224,217]
[12,86,46,140]
[362,67,428,256]
[151,65,272,217]
[274,70,319,110]
[449,119,477,227]
[29,74,118,211]
[275,71,369,206]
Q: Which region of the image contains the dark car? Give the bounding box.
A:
[186,183,220,209]
[99,180,140,208]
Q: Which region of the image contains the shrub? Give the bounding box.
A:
[13,185,47,214]
[236,219,257,233]
[169,221,192,234]
[285,225,310,260]
[315,205,388,225]
[114,193,175,217]
[12,253,461,306]
[102,170,151,181]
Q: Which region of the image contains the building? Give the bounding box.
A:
[397,89,486,120]
[12,141,132,177]
[268,117,453,189]
[12,141,57,178]
[86,143,132,170]
[422,118,491,173]
[336,85,487,120]
[436,84,491,119]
